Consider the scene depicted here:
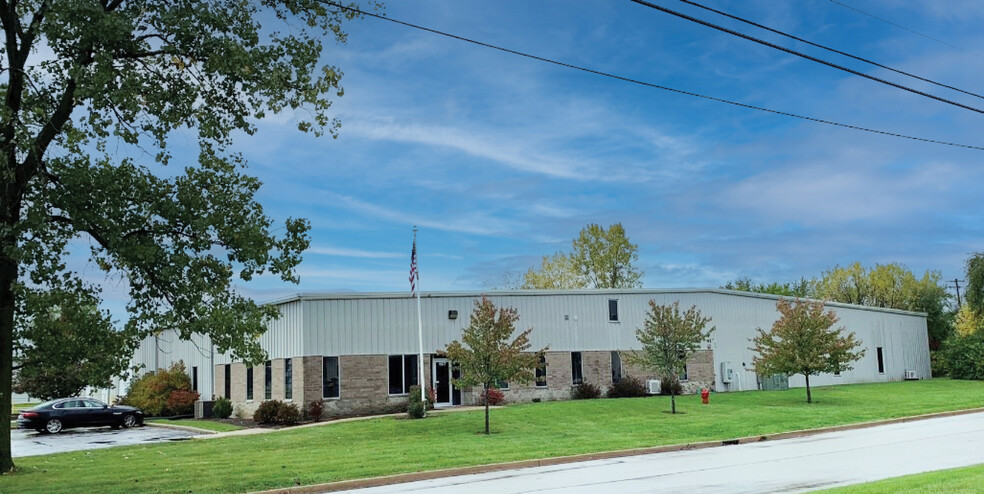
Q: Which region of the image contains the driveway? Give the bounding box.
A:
[11,425,196,458]
[332,411,984,493]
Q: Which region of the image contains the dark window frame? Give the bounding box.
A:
[264,360,272,400]
[192,366,198,392]
[678,350,689,382]
[224,364,231,399]
[246,366,254,401]
[571,351,583,385]
[535,354,547,387]
[285,358,293,400]
[611,351,622,383]
[323,356,340,399]
[387,354,420,395]
[876,347,885,374]
[608,299,619,322]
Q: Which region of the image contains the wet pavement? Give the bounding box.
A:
[11,425,196,457]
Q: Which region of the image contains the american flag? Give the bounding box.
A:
[409,236,417,295]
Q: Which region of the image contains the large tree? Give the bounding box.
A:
[445,296,546,434]
[626,300,714,414]
[0,0,367,471]
[751,298,865,404]
[722,277,814,298]
[572,223,642,288]
[967,252,984,316]
[520,252,587,289]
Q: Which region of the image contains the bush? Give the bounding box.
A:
[212,397,233,419]
[943,332,984,380]
[253,400,280,424]
[571,382,601,400]
[930,350,948,378]
[304,399,325,422]
[660,377,683,396]
[482,387,505,406]
[607,376,647,398]
[275,403,301,425]
[407,385,426,419]
[165,389,199,415]
[125,361,195,416]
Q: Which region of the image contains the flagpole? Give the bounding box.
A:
[413,228,425,405]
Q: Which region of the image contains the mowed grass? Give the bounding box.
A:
[146,419,244,433]
[821,463,984,493]
[2,380,983,494]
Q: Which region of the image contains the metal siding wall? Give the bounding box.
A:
[129,330,215,399]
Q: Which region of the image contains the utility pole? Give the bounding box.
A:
[952,278,963,308]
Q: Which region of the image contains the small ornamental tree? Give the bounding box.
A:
[626,300,715,414]
[751,298,865,404]
[445,296,546,434]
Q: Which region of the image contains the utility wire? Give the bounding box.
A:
[827,0,967,53]
[320,1,984,151]
[676,0,984,102]
[629,0,984,116]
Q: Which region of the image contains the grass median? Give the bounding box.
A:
[819,463,984,493]
[2,379,983,494]
[146,419,244,433]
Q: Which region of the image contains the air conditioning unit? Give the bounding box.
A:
[904,370,918,380]
[646,379,662,395]
[720,362,734,384]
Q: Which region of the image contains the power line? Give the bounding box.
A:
[676,0,984,102]
[629,0,984,116]
[320,1,984,151]
[827,0,967,53]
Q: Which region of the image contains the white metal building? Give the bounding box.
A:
[125,289,930,415]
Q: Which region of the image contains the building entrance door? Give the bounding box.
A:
[432,358,459,407]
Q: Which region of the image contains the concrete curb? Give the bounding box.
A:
[247,406,984,494]
[145,422,219,435]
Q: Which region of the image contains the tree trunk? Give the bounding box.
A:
[0,256,17,472]
[805,374,812,404]
[483,383,490,435]
[671,388,677,414]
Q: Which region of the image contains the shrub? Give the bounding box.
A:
[407,385,426,419]
[212,397,233,419]
[253,400,282,424]
[943,332,984,380]
[571,382,601,400]
[275,403,301,425]
[125,361,194,416]
[660,377,683,396]
[304,399,325,422]
[483,387,505,406]
[165,389,199,415]
[607,376,647,398]
[425,386,436,410]
[930,350,948,378]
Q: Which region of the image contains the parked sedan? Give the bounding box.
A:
[17,398,144,434]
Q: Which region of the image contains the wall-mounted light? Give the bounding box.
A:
[448,310,458,320]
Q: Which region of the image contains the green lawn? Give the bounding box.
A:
[2,380,982,494]
[146,419,244,433]
[821,463,984,493]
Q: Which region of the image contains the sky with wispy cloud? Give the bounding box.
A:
[124,0,984,303]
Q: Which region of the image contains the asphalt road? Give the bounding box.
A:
[334,412,984,493]
[11,425,195,458]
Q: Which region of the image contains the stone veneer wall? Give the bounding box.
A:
[215,349,715,418]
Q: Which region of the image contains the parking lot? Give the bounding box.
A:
[11,425,196,457]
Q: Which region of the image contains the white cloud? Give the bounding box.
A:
[308,245,403,258]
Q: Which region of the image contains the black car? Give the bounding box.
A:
[17,397,144,434]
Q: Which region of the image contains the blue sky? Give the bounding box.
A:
[118,0,984,303]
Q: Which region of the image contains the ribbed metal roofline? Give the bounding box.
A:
[262,288,927,318]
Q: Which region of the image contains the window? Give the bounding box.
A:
[285,359,293,400]
[246,366,254,400]
[571,352,583,385]
[224,364,231,399]
[264,360,272,400]
[535,354,547,387]
[678,351,688,382]
[611,351,622,383]
[497,380,509,390]
[323,356,339,399]
[192,366,198,392]
[876,347,885,374]
[388,355,419,395]
[608,299,619,322]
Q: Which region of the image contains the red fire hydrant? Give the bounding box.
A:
[701,388,710,405]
